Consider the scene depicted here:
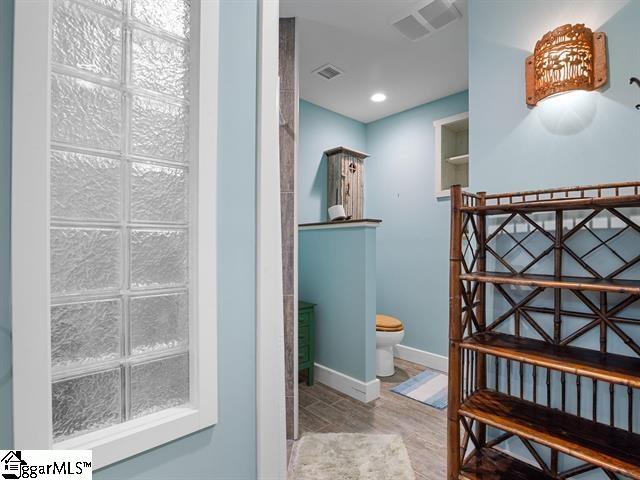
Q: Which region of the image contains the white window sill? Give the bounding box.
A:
[55,406,214,470]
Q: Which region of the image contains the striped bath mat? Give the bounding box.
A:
[391,368,448,409]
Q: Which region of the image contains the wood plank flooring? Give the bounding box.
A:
[295,358,447,480]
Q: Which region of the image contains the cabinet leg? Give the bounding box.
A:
[307,366,314,386]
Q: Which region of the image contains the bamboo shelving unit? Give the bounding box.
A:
[448,182,640,480]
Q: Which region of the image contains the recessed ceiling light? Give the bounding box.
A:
[371,93,387,102]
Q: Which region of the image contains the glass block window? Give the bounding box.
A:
[50,0,191,441]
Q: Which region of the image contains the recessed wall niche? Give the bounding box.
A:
[434,112,469,196]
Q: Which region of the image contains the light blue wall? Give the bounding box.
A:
[0,0,14,451]
[366,92,469,357]
[298,100,367,224]
[298,93,469,357]
[1,1,260,478]
[469,0,640,193]
[469,0,640,363]
[298,226,377,383]
[469,2,640,476]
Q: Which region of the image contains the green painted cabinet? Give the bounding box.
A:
[298,301,315,386]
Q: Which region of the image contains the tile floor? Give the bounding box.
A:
[293,358,447,479]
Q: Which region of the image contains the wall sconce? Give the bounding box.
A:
[526,24,607,106]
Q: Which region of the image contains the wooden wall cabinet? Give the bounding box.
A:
[325,146,369,220]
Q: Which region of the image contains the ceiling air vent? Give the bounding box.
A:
[313,63,343,81]
[418,0,461,30]
[392,14,430,41]
[390,0,461,41]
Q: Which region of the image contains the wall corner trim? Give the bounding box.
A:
[256,0,287,477]
[313,363,380,403]
[394,344,449,373]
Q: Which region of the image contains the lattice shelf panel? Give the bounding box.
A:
[448,182,640,480]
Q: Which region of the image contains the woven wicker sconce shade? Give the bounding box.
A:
[525,24,607,106]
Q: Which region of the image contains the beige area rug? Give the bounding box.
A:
[289,433,415,480]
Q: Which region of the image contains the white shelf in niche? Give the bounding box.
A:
[445,153,469,165]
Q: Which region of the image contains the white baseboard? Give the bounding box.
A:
[314,363,380,403]
[394,344,448,373]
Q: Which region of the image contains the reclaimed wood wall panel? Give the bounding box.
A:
[279,17,298,440]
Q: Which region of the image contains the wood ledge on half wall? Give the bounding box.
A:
[298,218,382,230]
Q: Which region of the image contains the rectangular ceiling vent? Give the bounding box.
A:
[391,0,461,41]
[418,0,461,30]
[392,15,430,41]
[313,63,344,81]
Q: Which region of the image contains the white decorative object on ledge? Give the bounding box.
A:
[328,204,347,221]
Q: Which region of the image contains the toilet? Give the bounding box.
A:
[375,314,405,377]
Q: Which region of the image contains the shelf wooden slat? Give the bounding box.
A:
[459,271,640,295]
[483,181,640,202]
[460,194,640,215]
[459,390,640,478]
[460,447,552,480]
[462,332,640,388]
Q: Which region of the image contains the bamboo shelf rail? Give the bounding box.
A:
[448,182,640,480]
[463,332,640,389]
[460,272,640,295]
[460,391,640,478]
[460,447,554,480]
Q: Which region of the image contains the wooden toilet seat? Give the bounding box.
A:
[376,314,404,332]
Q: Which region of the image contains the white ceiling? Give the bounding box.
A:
[280,0,469,123]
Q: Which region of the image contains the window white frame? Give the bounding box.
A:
[11,0,218,469]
